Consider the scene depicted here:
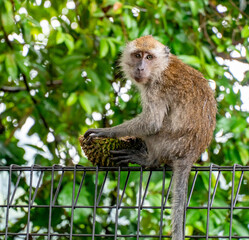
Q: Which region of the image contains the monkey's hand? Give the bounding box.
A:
[110,149,147,166]
[84,128,115,139]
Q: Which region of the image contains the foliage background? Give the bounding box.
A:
[0,0,249,238]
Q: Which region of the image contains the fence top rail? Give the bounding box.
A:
[0,164,248,172]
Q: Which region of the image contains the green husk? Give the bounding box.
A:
[79,135,145,167]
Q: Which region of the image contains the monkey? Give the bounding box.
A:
[84,35,216,240]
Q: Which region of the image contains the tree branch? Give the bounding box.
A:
[0,80,62,93]
[22,74,50,130]
[229,0,249,19]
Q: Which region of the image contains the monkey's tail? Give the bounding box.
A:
[171,161,192,240]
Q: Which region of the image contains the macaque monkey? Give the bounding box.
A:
[84,35,216,240]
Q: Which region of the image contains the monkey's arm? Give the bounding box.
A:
[84,103,167,139]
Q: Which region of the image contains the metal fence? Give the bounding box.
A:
[0,164,249,239]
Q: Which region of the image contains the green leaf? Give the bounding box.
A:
[189,1,198,16]
[56,31,65,44]
[92,9,105,17]
[238,147,249,165]
[79,93,92,114]
[178,55,201,68]
[185,225,194,236]
[25,143,46,152]
[107,38,116,58]
[232,119,247,133]
[67,92,78,106]
[194,220,205,233]
[232,218,249,236]
[99,38,109,58]
[86,68,101,88]
[5,54,18,80]
[1,1,15,33]
[22,21,32,43]
[16,53,29,76]
[241,25,249,38]
[245,128,249,138]
[0,54,5,63]
[65,33,75,53]
[205,64,215,78]
[201,46,212,61]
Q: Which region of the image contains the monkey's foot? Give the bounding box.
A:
[110,149,146,166]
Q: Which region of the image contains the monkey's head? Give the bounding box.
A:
[120,35,170,85]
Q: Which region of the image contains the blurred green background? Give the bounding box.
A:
[0,0,249,238]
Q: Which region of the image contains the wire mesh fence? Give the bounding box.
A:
[0,164,249,239]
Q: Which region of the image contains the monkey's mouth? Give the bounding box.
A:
[134,77,144,82]
[134,73,148,83]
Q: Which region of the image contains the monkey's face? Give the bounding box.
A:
[120,35,170,86]
[131,51,155,84]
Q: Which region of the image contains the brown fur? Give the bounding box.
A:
[158,54,216,164]
[84,36,216,240]
[134,35,165,50]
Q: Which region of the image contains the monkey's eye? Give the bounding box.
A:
[135,53,141,58]
[146,55,153,60]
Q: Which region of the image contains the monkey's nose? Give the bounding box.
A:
[137,67,144,71]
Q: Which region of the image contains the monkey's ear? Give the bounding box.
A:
[165,46,170,56]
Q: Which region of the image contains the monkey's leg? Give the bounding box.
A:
[110,148,148,166]
[171,160,192,240]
